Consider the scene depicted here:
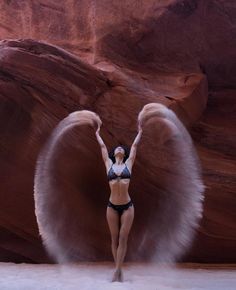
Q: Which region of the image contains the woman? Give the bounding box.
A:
[95,123,142,282]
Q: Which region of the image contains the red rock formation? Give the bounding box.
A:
[0,0,235,89]
[0,39,207,263]
[186,89,236,263]
[0,0,235,263]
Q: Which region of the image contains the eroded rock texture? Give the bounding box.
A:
[0,0,235,263]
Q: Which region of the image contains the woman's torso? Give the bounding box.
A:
[107,163,131,205]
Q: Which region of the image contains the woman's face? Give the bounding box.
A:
[114,146,125,157]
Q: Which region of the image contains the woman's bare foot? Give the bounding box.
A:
[112,268,123,282]
[118,269,124,282]
[112,269,119,282]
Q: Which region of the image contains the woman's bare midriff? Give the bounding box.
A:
[108,178,131,205]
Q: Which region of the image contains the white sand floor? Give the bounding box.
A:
[0,262,235,290]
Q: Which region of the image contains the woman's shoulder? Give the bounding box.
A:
[105,159,113,171]
[124,161,132,173]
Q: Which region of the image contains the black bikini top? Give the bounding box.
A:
[107,163,131,181]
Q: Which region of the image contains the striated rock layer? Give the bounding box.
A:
[0,0,235,263]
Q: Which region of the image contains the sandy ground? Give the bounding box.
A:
[0,262,235,290]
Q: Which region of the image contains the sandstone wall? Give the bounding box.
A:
[0,0,235,263]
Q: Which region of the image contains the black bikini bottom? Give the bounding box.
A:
[107,200,133,216]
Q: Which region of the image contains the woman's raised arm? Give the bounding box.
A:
[126,126,143,169]
[95,126,112,169]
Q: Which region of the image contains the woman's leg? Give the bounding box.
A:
[115,206,134,274]
[106,207,120,263]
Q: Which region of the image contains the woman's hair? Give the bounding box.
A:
[109,145,130,163]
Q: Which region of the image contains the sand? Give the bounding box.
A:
[0,262,235,290]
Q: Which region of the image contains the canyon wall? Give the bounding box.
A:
[0,0,235,262]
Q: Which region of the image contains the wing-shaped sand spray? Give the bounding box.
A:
[34,104,204,263]
[34,111,102,263]
[136,103,205,262]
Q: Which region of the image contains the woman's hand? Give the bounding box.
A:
[95,120,102,135]
[96,125,100,135]
[138,121,143,133]
[93,115,102,134]
[96,114,102,126]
